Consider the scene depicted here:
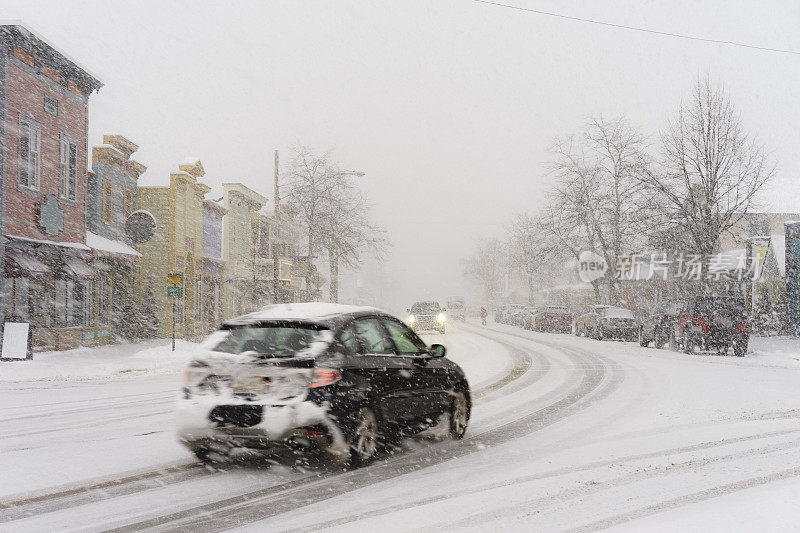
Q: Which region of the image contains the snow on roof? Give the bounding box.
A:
[86,231,141,257]
[236,303,381,322]
[6,234,90,250]
[0,21,103,87]
[180,156,200,166]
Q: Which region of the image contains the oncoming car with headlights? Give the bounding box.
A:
[407,301,447,334]
[177,303,470,468]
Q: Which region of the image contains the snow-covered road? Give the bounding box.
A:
[2,324,800,531]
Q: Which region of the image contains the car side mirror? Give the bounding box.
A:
[429,344,446,358]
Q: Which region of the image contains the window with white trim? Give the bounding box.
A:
[19,115,41,190]
[59,136,78,201]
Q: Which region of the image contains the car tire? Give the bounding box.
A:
[654,329,666,349]
[733,338,747,357]
[346,407,382,468]
[638,327,649,347]
[193,441,231,464]
[449,391,469,440]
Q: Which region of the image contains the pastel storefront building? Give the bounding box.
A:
[136,159,210,339]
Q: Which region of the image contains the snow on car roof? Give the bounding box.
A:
[234,302,382,322]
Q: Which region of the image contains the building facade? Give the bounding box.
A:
[218,183,267,318]
[200,199,226,333]
[0,24,102,349]
[84,134,144,345]
[136,159,210,339]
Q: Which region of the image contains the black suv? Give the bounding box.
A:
[638,299,685,348]
[670,296,749,356]
[178,303,470,468]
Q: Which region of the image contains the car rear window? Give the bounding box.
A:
[209,323,327,356]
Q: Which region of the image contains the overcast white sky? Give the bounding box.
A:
[3,1,800,309]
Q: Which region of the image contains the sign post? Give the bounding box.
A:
[167,273,183,352]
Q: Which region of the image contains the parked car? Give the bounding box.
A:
[638,299,685,348]
[408,301,447,334]
[177,303,471,468]
[446,296,466,321]
[531,305,573,333]
[507,305,532,327]
[575,305,637,341]
[522,307,540,330]
[669,296,749,356]
[497,303,526,325]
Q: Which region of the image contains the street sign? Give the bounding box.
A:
[167,286,182,298]
[167,273,183,286]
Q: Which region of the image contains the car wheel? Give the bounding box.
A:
[733,338,747,357]
[347,407,381,468]
[654,329,665,349]
[449,391,469,439]
[638,327,649,347]
[193,441,231,464]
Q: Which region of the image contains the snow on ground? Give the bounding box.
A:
[2,321,800,531]
[0,339,200,382]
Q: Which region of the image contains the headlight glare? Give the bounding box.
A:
[437,313,446,323]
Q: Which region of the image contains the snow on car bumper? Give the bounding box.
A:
[175,398,348,458]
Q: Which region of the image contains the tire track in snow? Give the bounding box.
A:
[0,329,534,524]
[289,426,800,531]
[110,327,616,532]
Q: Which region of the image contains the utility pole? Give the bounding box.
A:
[273,149,280,304]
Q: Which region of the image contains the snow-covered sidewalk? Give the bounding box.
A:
[0,339,202,382]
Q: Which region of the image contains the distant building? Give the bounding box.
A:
[718,212,800,252]
[0,24,103,350]
[84,134,145,345]
[217,183,267,317]
[201,199,226,332]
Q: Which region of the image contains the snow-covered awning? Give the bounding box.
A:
[5,248,50,277]
[6,234,90,251]
[86,231,141,258]
[63,256,96,280]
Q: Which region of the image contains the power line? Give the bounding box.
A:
[473,0,800,57]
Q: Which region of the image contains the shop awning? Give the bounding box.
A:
[5,248,51,277]
[86,231,141,259]
[62,256,96,280]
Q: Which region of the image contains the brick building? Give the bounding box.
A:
[0,24,102,349]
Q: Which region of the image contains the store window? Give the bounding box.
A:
[98,277,110,325]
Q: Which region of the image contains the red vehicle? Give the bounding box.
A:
[531,306,574,333]
[670,296,749,356]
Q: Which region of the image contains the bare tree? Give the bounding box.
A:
[463,238,506,305]
[317,182,389,303]
[284,146,363,300]
[507,213,546,304]
[642,76,775,285]
[546,116,651,303]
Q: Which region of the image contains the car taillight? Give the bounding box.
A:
[601,318,608,323]
[310,368,341,388]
